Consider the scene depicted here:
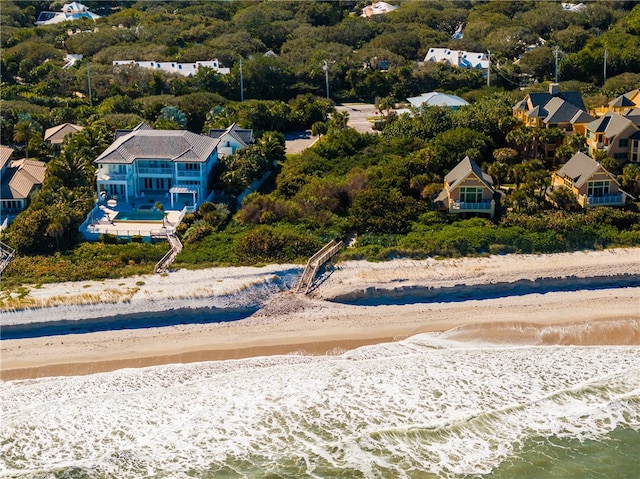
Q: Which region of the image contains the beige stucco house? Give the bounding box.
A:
[435,156,498,219]
[548,152,630,209]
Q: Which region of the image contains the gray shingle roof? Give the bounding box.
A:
[555,152,615,189]
[445,156,494,190]
[208,123,254,145]
[95,123,220,165]
[586,112,635,139]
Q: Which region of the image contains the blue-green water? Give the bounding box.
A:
[113,210,164,222]
[1,338,638,478]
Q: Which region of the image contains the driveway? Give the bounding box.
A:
[284,130,317,154]
[335,103,380,133]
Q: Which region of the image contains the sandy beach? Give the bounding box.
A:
[1,248,639,381]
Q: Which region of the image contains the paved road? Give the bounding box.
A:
[284,130,317,154]
[335,103,379,133]
[284,103,379,155]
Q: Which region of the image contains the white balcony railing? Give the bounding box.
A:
[176,170,200,177]
[97,173,127,181]
[137,167,173,175]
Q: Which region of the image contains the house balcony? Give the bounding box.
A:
[137,167,173,175]
[97,172,128,182]
[452,199,493,210]
[449,199,495,219]
[580,193,625,208]
[176,170,200,177]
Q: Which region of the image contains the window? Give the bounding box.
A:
[459,187,483,203]
[587,180,610,197]
[619,138,629,148]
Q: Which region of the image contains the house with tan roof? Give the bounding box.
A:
[94,123,220,208]
[208,123,254,157]
[584,112,639,165]
[547,152,630,209]
[1,146,46,225]
[434,156,498,219]
[44,123,84,146]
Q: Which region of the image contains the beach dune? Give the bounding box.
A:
[1,248,639,381]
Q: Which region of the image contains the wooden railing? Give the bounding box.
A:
[154,232,183,274]
[296,239,343,294]
[0,241,16,275]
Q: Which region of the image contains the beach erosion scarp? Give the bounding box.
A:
[1,248,640,380]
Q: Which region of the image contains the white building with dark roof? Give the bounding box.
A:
[94,123,220,208]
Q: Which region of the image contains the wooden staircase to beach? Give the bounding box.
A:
[0,241,16,275]
[154,232,183,274]
[296,239,344,295]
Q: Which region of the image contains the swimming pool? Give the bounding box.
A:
[113,210,164,222]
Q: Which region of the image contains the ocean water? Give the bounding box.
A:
[1,336,639,479]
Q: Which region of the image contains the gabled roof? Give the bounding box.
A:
[0,145,14,171]
[44,123,84,144]
[526,105,546,118]
[525,91,585,111]
[94,123,220,165]
[445,156,494,190]
[586,112,636,139]
[0,159,46,200]
[609,95,636,108]
[542,97,590,124]
[570,110,595,124]
[556,152,616,189]
[513,99,528,111]
[623,108,640,127]
[208,123,254,146]
[407,92,469,109]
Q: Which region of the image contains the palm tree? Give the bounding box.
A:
[13,120,40,160]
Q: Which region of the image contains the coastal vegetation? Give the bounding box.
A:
[2,0,640,287]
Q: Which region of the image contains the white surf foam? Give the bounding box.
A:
[1,342,639,478]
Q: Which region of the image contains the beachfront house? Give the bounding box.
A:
[208,123,254,158]
[0,146,46,227]
[584,111,639,165]
[547,151,630,209]
[434,156,498,219]
[94,123,220,208]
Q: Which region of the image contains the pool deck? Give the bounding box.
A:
[81,196,191,240]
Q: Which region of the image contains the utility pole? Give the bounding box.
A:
[87,62,93,107]
[487,50,490,88]
[323,60,329,99]
[554,46,559,83]
[603,49,608,83]
[239,57,244,102]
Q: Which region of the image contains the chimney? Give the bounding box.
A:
[549,83,560,96]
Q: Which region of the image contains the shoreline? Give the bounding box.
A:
[2,248,640,381]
